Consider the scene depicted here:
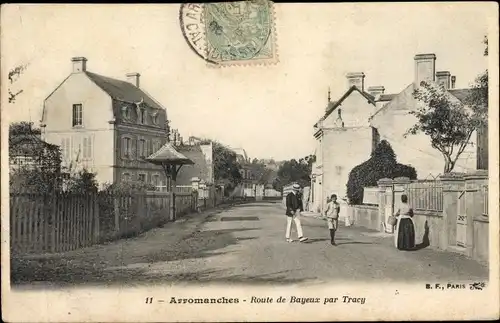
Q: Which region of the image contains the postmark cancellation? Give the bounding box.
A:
[180,0,278,67]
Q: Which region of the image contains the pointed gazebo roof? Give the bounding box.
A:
[146,143,194,165]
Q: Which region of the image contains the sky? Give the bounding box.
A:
[1,3,493,161]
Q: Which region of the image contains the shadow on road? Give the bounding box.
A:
[12,267,313,289]
[11,227,260,286]
[303,238,330,243]
[336,242,374,245]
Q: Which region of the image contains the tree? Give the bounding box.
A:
[9,121,41,137]
[465,35,488,120]
[66,169,99,193]
[408,82,486,173]
[273,155,314,191]
[213,141,242,187]
[247,161,274,186]
[197,139,242,187]
[8,64,28,104]
[346,140,417,205]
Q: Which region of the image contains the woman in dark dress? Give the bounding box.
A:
[393,194,416,250]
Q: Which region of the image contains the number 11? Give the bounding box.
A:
[145,297,153,304]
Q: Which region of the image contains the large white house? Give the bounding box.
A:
[40,57,170,188]
[310,53,485,214]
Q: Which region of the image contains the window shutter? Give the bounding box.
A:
[121,137,127,159]
[130,137,136,160]
[65,138,70,161]
[88,136,92,159]
[83,137,88,159]
[137,137,141,158]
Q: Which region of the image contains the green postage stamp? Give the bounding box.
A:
[180,0,278,67]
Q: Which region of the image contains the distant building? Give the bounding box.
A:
[40,57,170,189]
[9,133,60,172]
[176,142,214,186]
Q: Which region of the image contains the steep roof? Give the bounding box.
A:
[315,86,376,127]
[85,72,164,110]
[176,144,212,185]
[146,143,194,165]
[370,84,474,122]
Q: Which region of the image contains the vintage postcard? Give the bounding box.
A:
[1,2,499,322]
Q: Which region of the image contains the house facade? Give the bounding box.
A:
[369,54,478,179]
[176,142,214,187]
[310,74,380,213]
[310,52,487,213]
[40,57,169,189]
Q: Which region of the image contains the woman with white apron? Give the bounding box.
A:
[393,194,416,250]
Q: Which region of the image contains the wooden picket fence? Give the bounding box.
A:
[10,193,99,255]
[10,190,199,256]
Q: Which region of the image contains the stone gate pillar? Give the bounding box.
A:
[393,177,411,211]
[377,178,393,233]
[439,173,464,251]
[464,170,488,258]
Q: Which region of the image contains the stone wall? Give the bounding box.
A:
[348,171,489,264]
[346,205,379,231]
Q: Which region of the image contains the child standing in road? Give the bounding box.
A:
[324,194,340,246]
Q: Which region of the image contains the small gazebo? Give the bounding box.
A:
[146,143,194,221]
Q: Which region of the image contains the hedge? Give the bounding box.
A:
[346,140,417,205]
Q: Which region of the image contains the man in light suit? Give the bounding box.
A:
[285,183,308,243]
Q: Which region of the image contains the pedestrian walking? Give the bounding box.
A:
[285,183,308,243]
[324,194,340,246]
[393,194,416,250]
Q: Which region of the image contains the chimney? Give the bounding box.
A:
[71,57,87,73]
[436,71,451,90]
[414,54,436,86]
[126,72,141,87]
[367,86,385,97]
[346,72,365,91]
[451,76,456,89]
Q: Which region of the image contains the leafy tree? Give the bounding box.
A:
[101,180,156,194]
[9,121,62,194]
[273,155,314,191]
[66,169,99,193]
[346,140,417,205]
[247,161,274,186]
[483,34,488,56]
[8,64,28,104]
[9,121,41,139]
[198,139,242,188]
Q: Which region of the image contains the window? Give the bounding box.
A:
[83,137,92,160]
[122,137,132,158]
[122,106,130,120]
[61,138,71,162]
[152,113,159,125]
[152,140,161,153]
[139,108,146,124]
[152,174,160,187]
[72,104,83,126]
[138,173,146,182]
[138,139,146,158]
[122,172,131,182]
